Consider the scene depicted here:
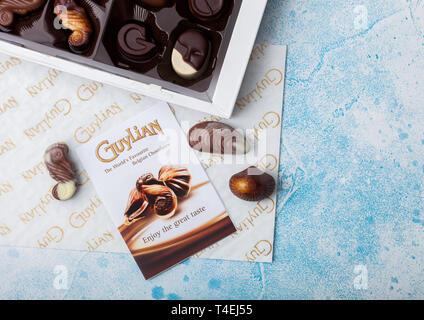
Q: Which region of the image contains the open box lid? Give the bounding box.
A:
[0,0,268,118]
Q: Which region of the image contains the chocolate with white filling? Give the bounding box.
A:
[44,143,77,201]
[171,29,210,80]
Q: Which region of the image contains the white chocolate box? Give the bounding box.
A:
[0,0,268,118]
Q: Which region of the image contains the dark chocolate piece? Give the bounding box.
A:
[171,29,210,79]
[136,173,164,191]
[189,0,224,21]
[138,0,170,8]
[117,23,157,61]
[140,184,178,219]
[124,188,149,223]
[158,166,191,197]
[53,0,93,52]
[188,121,250,155]
[229,166,276,202]
[44,143,77,201]
[0,0,46,28]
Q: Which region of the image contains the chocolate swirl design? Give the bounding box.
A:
[140,184,178,219]
[54,0,92,51]
[117,23,157,62]
[229,166,276,201]
[44,143,76,183]
[124,188,149,224]
[0,0,46,27]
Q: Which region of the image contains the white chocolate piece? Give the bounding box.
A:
[171,49,201,80]
[54,181,77,201]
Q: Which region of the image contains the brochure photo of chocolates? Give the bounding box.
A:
[123,167,191,224]
[118,164,236,280]
[73,104,238,280]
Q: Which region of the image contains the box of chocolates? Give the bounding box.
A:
[0,0,268,118]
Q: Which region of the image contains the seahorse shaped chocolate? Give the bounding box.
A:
[44,143,78,201]
[54,0,92,51]
[0,0,46,28]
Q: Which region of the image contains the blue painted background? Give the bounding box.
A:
[1,0,424,299]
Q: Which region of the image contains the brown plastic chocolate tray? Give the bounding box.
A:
[0,0,242,99]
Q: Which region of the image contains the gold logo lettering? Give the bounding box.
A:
[95,120,163,163]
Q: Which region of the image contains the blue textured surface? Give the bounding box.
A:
[1,0,424,299]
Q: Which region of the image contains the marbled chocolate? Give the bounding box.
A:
[44,143,77,201]
[0,0,46,28]
[188,121,250,155]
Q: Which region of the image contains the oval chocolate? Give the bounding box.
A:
[229,166,276,202]
[188,121,249,155]
[171,29,210,80]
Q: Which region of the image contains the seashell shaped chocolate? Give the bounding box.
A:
[136,173,164,191]
[124,188,149,223]
[158,166,191,197]
[229,166,276,202]
[140,184,178,219]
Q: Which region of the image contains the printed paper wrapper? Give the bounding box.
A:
[0,44,299,264]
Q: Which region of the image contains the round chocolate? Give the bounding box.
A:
[117,23,157,61]
[229,167,276,202]
[189,0,224,21]
[171,29,210,79]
